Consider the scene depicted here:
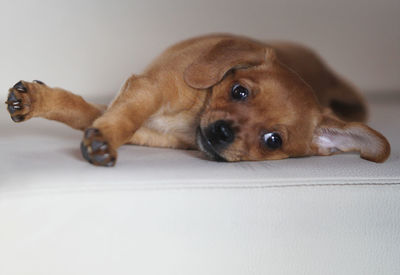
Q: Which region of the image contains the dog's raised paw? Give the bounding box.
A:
[5,81,34,122]
[81,128,117,167]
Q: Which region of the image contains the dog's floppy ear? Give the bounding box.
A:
[311,113,390,163]
[184,38,267,89]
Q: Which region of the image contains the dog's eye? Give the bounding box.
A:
[262,132,282,149]
[231,84,249,100]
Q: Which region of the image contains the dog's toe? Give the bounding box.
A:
[11,114,26,122]
[7,97,22,115]
[33,80,46,85]
[13,81,27,93]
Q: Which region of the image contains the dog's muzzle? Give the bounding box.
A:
[196,120,235,162]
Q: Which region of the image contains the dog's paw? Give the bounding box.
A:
[81,128,117,167]
[5,80,45,122]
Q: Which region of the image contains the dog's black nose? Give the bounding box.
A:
[207,120,235,147]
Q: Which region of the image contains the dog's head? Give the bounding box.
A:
[184,38,390,163]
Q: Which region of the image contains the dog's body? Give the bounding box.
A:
[6,34,390,166]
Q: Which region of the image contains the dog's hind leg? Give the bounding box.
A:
[80,75,163,167]
[6,80,106,130]
[324,78,368,123]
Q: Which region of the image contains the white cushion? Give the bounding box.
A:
[0,98,399,275]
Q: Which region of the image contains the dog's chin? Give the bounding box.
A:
[196,127,227,162]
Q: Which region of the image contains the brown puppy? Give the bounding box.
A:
[6,34,390,166]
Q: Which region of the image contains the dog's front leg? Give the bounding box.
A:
[80,75,162,167]
[6,80,106,130]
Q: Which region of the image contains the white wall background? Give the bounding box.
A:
[0,0,399,100]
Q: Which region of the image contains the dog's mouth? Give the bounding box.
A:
[196,127,227,162]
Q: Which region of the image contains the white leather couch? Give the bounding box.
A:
[0,97,399,275]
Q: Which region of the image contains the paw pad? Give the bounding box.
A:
[5,81,32,122]
[81,128,117,167]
